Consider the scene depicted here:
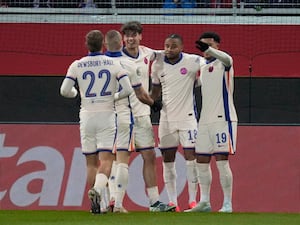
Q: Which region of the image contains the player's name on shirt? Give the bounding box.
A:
[77,59,114,68]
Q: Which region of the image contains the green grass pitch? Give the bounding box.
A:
[0,210,299,225]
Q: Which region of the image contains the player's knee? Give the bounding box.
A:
[141,149,156,162]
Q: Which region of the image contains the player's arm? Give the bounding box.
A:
[150,60,162,100]
[134,85,154,106]
[150,83,161,101]
[60,76,78,98]
[149,83,162,112]
[115,74,133,100]
[149,57,163,112]
[196,41,232,67]
[206,47,232,67]
[60,61,79,98]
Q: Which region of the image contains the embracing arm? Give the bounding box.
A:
[60,77,78,98]
[134,86,154,106]
[115,75,134,100]
[151,83,162,101]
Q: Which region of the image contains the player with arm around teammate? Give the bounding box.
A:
[60,29,133,214]
[151,34,201,212]
[185,32,238,213]
[104,29,163,213]
[119,21,175,212]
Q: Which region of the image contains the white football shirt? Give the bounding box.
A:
[151,52,201,122]
[63,52,132,112]
[105,51,141,124]
[122,45,156,117]
[198,49,238,124]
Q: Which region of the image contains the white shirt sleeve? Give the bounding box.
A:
[60,77,78,98]
[205,47,233,67]
[151,53,164,85]
[115,74,133,100]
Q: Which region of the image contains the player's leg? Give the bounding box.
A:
[185,124,212,212]
[186,160,198,208]
[80,113,102,214]
[100,184,110,213]
[215,155,233,213]
[161,148,179,211]
[107,159,117,211]
[184,153,198,209]
[114,150,131,213]
[89,151,112,214]
[158,121,180,210]
[85,154,98,188]
[214,121,237,213]
[85,154,101,214]
[89,111,116,213]
[94,151,114,194]
[135,116,175,212]
[180,125,198,209]
[134,116,159,206]
[195,155,212,211]
[140,149,159,202]
[113,122,134,213]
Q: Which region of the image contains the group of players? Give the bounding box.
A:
[60,21,238,214]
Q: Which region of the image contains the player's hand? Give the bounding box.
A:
[151,99,162,112]
[195,40,209,52]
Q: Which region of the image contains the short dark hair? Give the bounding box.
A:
[198,32,221,43]
[167,33,183,45]
[85,30,104,52]
[121,21,143,35]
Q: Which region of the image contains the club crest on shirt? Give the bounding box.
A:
[180,67,187,75]
[209,66,214,72]
[144,57,148,64]
[136,67,142,77]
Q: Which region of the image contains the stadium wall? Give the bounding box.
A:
[0,76,299,124]
[0,124,299,213]
[0,23,299,124]
[0,23,299,77]
[0,23,299,213]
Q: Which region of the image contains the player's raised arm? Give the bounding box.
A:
[195,34,232,67]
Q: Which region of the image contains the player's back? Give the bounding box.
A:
[109,54,140,119]
[67,54,126,112]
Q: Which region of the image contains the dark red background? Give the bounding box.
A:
[1,23,299,77]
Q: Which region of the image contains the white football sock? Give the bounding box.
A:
[94,173,109,194]
[163,162,177,205]
[115,163,129,208]
[100,186,109,210]
[186,159,198,203]
[108,160,117,201]
[196,163,212,203]
[147,186,160,206]
[216,160,233,205]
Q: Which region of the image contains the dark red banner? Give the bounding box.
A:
[0,23,299,77]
